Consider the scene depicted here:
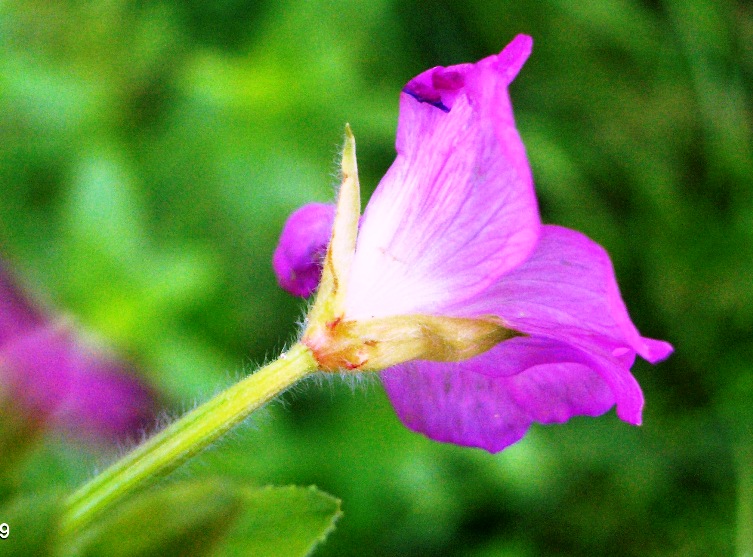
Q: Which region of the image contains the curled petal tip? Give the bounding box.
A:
[612,371,644,426]
[617,406,644,427]
[497,35,533,84]
[643,338,674,363]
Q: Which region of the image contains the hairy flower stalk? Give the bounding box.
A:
[61,343,318,535]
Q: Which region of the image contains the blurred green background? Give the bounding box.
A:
[1,0,751,555]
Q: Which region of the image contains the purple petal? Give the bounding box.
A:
[0,324,155,440]
[450,224,673,365]
[273,203,336,298]
[0,262,44,347]
[57,377,153,440]
[383,360,531,453]
[345,35,540,319]
[57,352,155,439]
[0,326,73,423]
[382,336,617,453]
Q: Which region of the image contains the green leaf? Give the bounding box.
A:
[0,491,66,557]
[65,481,341,557]
[68,479,243,557]
[212,485,342,557]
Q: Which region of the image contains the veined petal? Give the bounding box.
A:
[382,335,626,453]
[448,225,674,364]
[273,203,336,298]
[384,360,531,453]
[345,35,540,319]
[0,326,73,422]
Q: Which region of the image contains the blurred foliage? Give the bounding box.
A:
[64,481,340,557]
[0,490,64,556]
[0,0,751,555]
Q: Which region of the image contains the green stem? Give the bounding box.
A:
[60,342,317,536]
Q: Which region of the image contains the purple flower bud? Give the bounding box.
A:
[273,203,336,298]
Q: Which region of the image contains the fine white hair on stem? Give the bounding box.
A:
[86,332,314,483]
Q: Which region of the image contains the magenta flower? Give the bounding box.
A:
[273,35,672,452]
[273,203,336,297]
[0,262,155,441]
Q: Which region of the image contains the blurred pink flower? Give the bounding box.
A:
[0,262,154,442]
[273,35,672,452]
